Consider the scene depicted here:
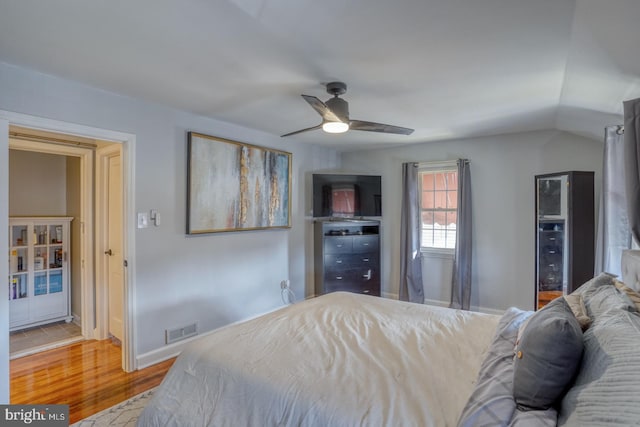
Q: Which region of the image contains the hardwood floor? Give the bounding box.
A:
[537,290,563,309]
[10,339,175,424]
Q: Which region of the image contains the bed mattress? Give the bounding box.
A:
[137,292,501,427]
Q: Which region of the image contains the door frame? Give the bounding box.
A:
[8,138,94,340]
[95,144,123,343]
[0,110,137,372]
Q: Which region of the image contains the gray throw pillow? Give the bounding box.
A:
[513,297,584,410]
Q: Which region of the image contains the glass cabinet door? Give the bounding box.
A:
[9,217,73,330]
[536,174,570,309]
[9,224,29,300]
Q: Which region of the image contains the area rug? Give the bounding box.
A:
[70,387,155,426]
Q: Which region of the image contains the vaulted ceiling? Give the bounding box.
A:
[0,0,638,150]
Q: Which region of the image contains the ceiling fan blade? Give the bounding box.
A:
[281,123,322,137]
[301,95,342,123]
[349,120,414,135]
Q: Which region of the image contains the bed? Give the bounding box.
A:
[137,250,640,427]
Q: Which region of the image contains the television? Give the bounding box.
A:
[312,173,382,218]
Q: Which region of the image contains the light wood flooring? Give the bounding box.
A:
[10,339,175,424]
[10,321,82,358]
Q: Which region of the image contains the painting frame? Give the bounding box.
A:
[187,131,292,234]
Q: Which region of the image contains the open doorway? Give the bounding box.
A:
[8,145,85,357]
[3,114,136,373]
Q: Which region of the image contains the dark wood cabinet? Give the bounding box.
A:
[314,220,380,296]
[535,171,594,309]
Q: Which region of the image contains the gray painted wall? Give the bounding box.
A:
[9,150,67,216]
[0,61,340,384]
[341,130,604,312]
[0,58,606,403]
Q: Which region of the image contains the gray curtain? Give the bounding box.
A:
[451,159,472,310]
[400,162,424,303]
[595,125,632,276]
[624,98,640,245]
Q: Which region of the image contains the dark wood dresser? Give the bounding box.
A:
[314,219,380,296]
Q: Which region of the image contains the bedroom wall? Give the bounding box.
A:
[0,62,340,369]
[9,150,67,215]
[341,130,604,312]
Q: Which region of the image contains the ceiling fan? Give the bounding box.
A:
[281,82,414,137]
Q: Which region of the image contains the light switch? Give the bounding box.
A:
[137,212,149,228]
[150,209,161,226]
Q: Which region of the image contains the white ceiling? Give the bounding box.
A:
[0,0,639,151]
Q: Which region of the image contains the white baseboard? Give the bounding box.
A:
[424,297,505,316]
[136,331,212,369]
[136,295,506,369]
[474,306,505,316]
[136,303,286,369]
[424,298,450,308]
[71,311,81,327]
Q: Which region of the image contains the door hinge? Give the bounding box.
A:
[123,259,128,267]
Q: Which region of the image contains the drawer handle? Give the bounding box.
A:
[336,260,343,264]
[549,238,555,241]
[363,290,370,294]
[336,276,343,280]
[363,269,372,280]
[362,258,369,262]
[336,244,344,248]
[362,243,369,246]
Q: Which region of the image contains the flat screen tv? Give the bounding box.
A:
[312,174,382,218]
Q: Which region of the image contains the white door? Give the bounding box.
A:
[107,153,124,342]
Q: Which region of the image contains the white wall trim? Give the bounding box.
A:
[424,297,506,315]
[9,138,95,341]
[0,118,9,403]
[473,305,506,316]
[137,303,287,369]
[0,109,137,372]
[424,298,450,308]
[381,291,399,300]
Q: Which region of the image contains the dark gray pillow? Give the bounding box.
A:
[513,297,584,410]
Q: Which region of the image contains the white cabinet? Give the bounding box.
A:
[8,217,73,331]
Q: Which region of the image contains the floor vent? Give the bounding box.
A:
[165,323,198,344]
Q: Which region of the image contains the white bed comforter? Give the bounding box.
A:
[137,292,500,427]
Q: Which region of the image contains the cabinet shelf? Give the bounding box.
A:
[8,217,73,331]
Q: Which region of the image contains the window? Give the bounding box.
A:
[419,167,458,251]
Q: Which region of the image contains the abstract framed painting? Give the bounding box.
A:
[187,132,292,234]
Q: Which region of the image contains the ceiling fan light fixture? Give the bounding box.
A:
[322,121,349,134]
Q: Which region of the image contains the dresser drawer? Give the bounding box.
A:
[324,269,380,296]
[352,235,379,253]
[323,236,353,254]
[324,267,378,286]
[324,284,379,296]
[324,253,378,269]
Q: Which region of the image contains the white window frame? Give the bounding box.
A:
[418,161,458,257]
